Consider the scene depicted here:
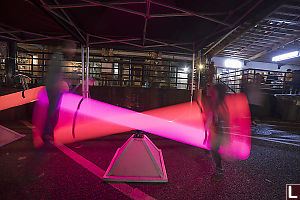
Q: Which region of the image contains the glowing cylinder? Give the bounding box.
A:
[54,93,207,148]
[33,91,251,160]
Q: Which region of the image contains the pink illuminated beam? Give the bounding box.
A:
[57,93,207,148]
[33,90,251,160]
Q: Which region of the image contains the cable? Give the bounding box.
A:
[72,97,84,139]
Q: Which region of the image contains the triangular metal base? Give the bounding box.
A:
[0,125,25,147]
[103,134,168,183]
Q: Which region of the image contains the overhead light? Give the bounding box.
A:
[272,51,300,62]
[224,59,243,68]
[183,67,189,73]
[198,64,204,70]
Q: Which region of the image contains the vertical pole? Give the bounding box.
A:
[254,69,256,85]
[197,50,201,90]
[81,45,85,98]
[31,55,34,84]
[86,45,89,98]
[283,71,286,94]
[130,59,132,87]
[142,64,144,87]
[168,61,171,88]
[234,70,237,92]
[175,66,178,89]
[42,52,45,82]
[191,52,195,102]
[31,55,33,75]
[119,63,121,87]
[5,41,17,86]
[241,69,244,93]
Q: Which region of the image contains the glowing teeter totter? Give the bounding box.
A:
[33,89,251,182]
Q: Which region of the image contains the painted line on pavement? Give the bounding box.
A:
[55,144,156,200]
[263,137,300,143]
[231,133,300,147]
[20,120,34,129]
[22,120,155,200]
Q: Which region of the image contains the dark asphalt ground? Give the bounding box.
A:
[0,120,299,200]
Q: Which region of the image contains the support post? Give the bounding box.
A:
[86,45,89,98]
[42,52,45,81]
[5,41,17,86]
[191,52,195,102]
[197,50,202,90]
[81,45,85,97]
[175,66,178,89]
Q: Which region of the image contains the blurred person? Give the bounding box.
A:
[240,73,249,93]
[21,41,76,189]
[247,73,265,125]
[40,41,76,147]
[195,87,207,144]
[205,84,229,177]
[291,70,300,94]
[285,69,293,94]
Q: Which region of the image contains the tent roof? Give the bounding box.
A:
[0,0,285,54]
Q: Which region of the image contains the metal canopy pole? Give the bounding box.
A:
[48,1,145,9]
[82,0,146,17]
[150,0,230,26]
[197,50,201,90]
[81,45,85,98]
[86,45,90,98]
[142,0,151,46]
[89,34,144,48]
[146,38,193,52]
[191,52,195,102]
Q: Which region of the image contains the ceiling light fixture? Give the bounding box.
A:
[272,51,300,62]
[224,59,243,68]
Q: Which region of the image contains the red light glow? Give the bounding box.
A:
[0,86,44,111]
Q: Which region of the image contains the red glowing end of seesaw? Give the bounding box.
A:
[0,86,44,111]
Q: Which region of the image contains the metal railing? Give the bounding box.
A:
[218,68,296,94]
[13,50,192,90]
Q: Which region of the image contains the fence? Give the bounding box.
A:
[1,49,193,90]
[218,68,296,94]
